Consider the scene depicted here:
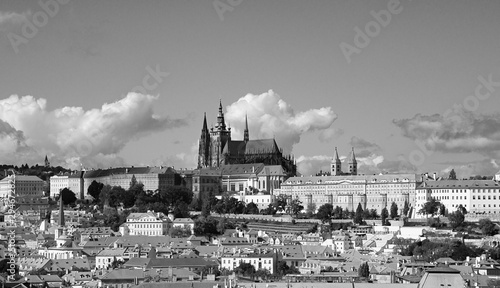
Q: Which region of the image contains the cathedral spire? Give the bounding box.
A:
[243,113,249,142]
[348,147,357,175]
[202,112,208,132]
[216,100,226,131]
[334,147,340,161]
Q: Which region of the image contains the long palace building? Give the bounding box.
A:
[275,147,422,215]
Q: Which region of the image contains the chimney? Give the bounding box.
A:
[433,173,437,180]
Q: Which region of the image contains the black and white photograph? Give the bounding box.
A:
[1,0,500,287]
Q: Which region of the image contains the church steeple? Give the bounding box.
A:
[198,112,212,168]
[348,147,357,175]
[331,147,342,176]
[44,155,50,167]
[243,114,249,142]
[216,99,226,131]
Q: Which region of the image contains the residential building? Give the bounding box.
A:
[220,247,277,273]
[119,211,172,236]
[49,174,69,198]
[416,180,500,216]
[172,218,195,234]
[0,175,44,198]
[83,166,180,199]
[95,248,127,269]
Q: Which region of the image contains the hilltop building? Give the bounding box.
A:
[416,179,500,217]
[198,101,296,176]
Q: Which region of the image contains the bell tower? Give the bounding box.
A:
[331,147,342,176]
[348,147,357,175]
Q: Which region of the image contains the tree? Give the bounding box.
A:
[439,204,447,216]
[457,204,467,215]
[358,262,370,278]
[354,203,364,224]
[403,200,410,217]
[381,207,389,226]
[316,204,334,223]
[129,175,138,188]
[172,201,190,218]
[448,210,465,229]
[194,216,220,238]
[60,188,77,206]
[170,225,192,237]
[306,202,316,218]
[419,198,441,217]
[244,202,259,214]
[288,199,304,217]
[235,262,256,277]
[448,169,457,180]
[479,218,499,236]
[272,195,288,214]
[87,180,104,201]
[333,206,343,219]
[276,261,299,276]
[390,202,398,219]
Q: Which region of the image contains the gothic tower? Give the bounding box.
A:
[209,100,231,167]
[198,113,211,168]
[348,147,357,175]
[243,114,249,142]
[331,147,342,176]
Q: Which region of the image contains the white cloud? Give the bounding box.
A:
[318,127,344,143]
[153,142,199,170]
[0,93,188,169]
[225,90,338,153]
[296,155,332,176]
[393,110,500,157]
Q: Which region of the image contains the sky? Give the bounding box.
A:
[1,0,500,179]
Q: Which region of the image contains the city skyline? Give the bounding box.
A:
[1,0,500,178]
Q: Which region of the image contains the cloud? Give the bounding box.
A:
[393,110,500,157]
[0,93,188,169]
[318,127,344,143]
[0,11,30,26]
[296,136,417,176]
[440,158,500,179]
[296,155,332,176]
[224,90,338,153]
[153,142,198,169]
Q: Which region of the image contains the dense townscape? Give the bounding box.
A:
[1,105,500,288]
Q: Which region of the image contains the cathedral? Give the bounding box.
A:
[198,101,297,176]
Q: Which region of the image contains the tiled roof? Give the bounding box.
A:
[258,165,286,176]
[83,166,175,178]
[220,164,265,175]
[418,180,500,189]
[283,173,421,185]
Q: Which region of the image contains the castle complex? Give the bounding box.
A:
[197,101,296,176]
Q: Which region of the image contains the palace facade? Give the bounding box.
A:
[274,148,422,215]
